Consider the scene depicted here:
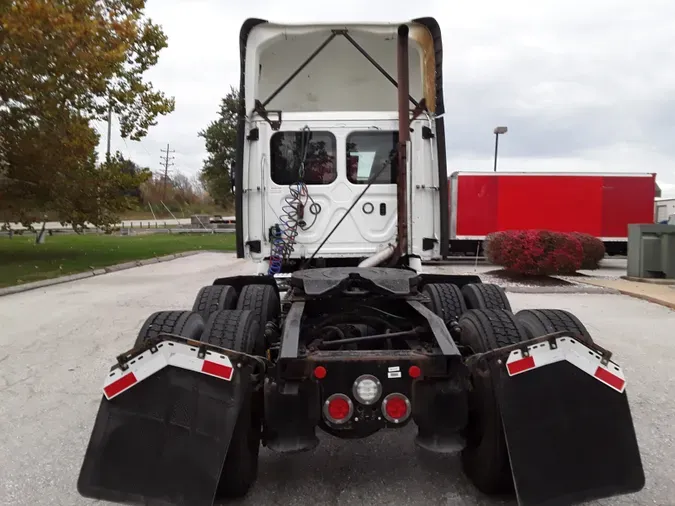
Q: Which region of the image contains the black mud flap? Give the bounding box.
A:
[491,346,645,506]
[77,363,254,506]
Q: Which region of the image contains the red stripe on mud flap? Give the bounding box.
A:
[594,366,625,391]
[104,372,138,398]
[202,360,234,380]
[507,356,535,375]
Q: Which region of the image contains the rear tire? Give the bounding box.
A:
[192,285,237,322]
[201,310,263,499]
[134,310,204,348]
[458,309,528,495]
[462,283,512,312]
[422,283,467,325]
[202,309,263,356]
[236,284,280,343]
[515,309,594,346]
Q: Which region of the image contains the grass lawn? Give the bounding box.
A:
[0,233,236,288]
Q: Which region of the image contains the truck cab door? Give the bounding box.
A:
[252,119,400,261]
[409,119,440,259]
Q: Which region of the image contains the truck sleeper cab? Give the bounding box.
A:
[235,18,450,271]
[243,113,441,272]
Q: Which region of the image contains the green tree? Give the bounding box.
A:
[117,155,149,200]
[198,86,238,208]
[0,0,174,232]
[59,151,152,233]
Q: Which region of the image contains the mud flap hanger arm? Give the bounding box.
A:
[465,330,615,370]
[113,332,270,376]
[255,27,428,131]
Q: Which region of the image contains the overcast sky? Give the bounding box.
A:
[95,0,675,197]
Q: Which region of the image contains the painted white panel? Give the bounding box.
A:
[246,24,425,113]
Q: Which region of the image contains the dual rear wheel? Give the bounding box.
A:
[134,279,593,499]
[422,282,511,325]
[422,282,594,495]
[192,283,279,327]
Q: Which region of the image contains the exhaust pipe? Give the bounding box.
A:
[359,244,395,268]
[393,24,410,263]
[358,24,409,270]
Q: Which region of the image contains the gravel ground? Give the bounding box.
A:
[0,253,673,506]
[556,257,630,283]
[424,258,629,289]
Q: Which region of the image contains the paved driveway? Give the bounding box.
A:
[1,253,672,506]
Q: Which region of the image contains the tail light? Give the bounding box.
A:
[381,393,411,424]
[352,374,382,405]
[323,393,353,424]
[408,365,421,379]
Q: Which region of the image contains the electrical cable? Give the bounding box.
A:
[268,125,321,274]
[279,126,311,257]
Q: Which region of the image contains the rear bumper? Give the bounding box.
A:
[263,351,469,452]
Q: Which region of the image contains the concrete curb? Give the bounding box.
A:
[505,285,620,294]
[621,276,675,285]
[0,250,203,297]
[568,278,675,310]
[603,289,675,311]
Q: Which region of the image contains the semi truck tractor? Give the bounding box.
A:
[77,17,645,506]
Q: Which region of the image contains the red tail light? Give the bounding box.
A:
[323,394,353,424]
[382,393,411,423]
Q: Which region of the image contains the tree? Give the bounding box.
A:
[138,169,209,214]
[0,131,7,184]
[117,155,149,200]
[198,86,238,208]
[59,151,152,232]
[0,0,175,231]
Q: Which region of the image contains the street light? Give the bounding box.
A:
[493,126,508,172]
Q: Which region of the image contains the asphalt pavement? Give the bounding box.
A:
[1,252,673,506]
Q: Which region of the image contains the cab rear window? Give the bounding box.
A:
[346,131,399,184]
[270,131,337,185]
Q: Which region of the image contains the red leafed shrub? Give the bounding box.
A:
[571,232,605,269]
[485,230,584,275]
[483,230,507,265]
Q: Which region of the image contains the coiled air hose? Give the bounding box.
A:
[268,126,319,275]
[268,224,284,275]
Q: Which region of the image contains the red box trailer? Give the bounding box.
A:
[448,171,657,255]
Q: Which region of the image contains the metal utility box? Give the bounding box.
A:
[627,224,675,279]
[655,197,675,224]
[190,214,211,227]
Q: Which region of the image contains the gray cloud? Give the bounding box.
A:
[95,0,675,196]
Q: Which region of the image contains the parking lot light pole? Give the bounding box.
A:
[493,126,508,172]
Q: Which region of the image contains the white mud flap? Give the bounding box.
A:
[492,335,645,506]
[77,338,257,506]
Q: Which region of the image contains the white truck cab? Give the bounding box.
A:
[234,18,450,273]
